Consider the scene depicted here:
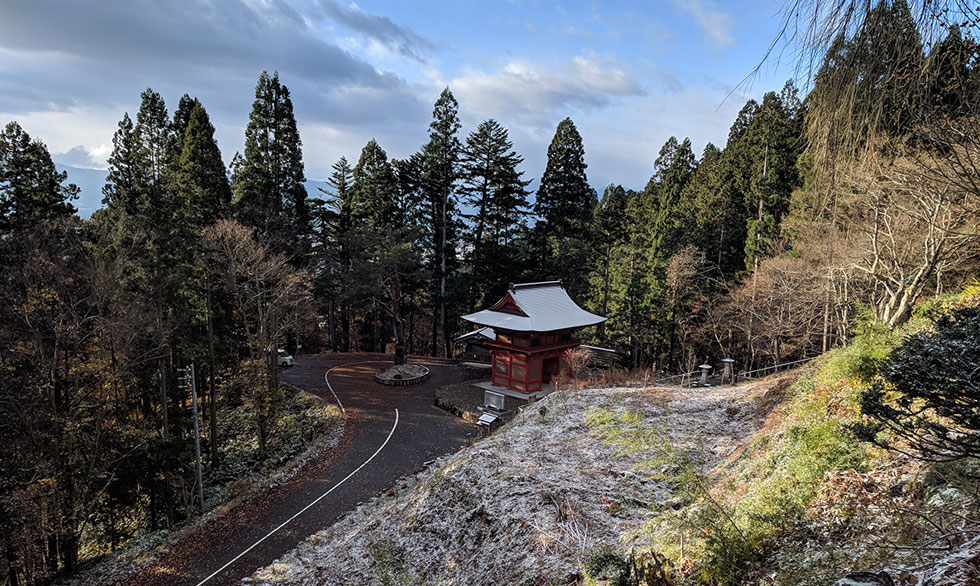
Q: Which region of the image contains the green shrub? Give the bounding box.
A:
[584,550,635,586]
[815,318,900,389]
[366,537,422,586]
[699,334,885,582]
[857,305,980,462]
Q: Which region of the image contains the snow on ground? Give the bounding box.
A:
[248,383,764,585]
[913,533,980,585]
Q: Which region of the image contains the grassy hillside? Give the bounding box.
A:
[249,292,980,585]
[247,381,781,585]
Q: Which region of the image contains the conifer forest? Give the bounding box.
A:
[3,0,980,584]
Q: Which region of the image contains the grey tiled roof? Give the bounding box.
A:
[461,281,605,332]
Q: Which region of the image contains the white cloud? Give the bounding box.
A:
[52,145,111,169]
[364,38,395,60]
[1,106,122,168]
[317,0,434,63]
[671,0,734,47]
[561,25,595,43]
[570,55,639,95]
[451,54,644,129]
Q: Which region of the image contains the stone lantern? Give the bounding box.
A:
[698,363,713,386]
[721,358,735,384]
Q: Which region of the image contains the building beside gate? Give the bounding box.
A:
[453,326,495,364]
[460,281,605,393]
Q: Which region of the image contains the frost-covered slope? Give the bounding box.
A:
[248,384,763,586]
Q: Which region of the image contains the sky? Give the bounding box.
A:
[0,0,800,200]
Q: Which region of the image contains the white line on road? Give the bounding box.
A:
[324,366,346,414]
[322,359,406,415]
[195,408,400,586]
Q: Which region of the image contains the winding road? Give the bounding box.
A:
[120,353,475,586]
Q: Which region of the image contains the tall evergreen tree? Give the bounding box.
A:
[535,117,595,254]
[460,119,531,309]
[102,113,141,214]
[924,25,977,118]
[133,89,174,227]
[534,117,596,294]
[170,94,199,163]
[808,0,924,162]
[232,71,309,261]
[316,156,354,350]
[678,143,748,275]
[589,184,630,340]
[175,101,231,230]
[742,85,804,270]
[98,89,191,529]
[101,89,174,226]
[170,97,232,468]
[420,88,462,357]
[727,100,758,148]
[328,156,355,232]
[630,137,698,365]
[391,151,432,355]
[0,122,78,236]
[615,191,669,367]
[642,136,698,261]
[348,140,417,361]
[353,139,400,227]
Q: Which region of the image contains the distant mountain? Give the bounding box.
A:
[56,164,332,219]
[57,164,108,218]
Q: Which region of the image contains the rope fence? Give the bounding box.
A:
[651,356,819,387]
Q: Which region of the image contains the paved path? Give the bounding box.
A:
[121,354,475,586]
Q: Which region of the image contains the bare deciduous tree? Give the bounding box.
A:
[202,219,314,459]
[841,137,980,327]
[716,257,826,369]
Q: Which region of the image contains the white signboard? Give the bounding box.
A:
[484,390,506,411]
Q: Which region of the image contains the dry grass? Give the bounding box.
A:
[248,383,768,586]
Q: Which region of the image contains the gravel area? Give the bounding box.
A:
[434,381,529,422]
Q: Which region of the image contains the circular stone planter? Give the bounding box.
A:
[375,364,431,386]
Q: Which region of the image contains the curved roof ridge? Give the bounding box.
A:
[510,280,563,291]
[462,281,605,332]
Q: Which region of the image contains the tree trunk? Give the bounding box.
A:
[257,349,277,460]
[158,355,169,439]
[165,481,175,528]
[342,305,350,352]
[430,295,438,357]
[328,298,338,351]
[597,244,611,340]
[205,278,218,467]
[46,534,58,575]
[6,548,18,586]
[59,532,78,576]
[158,331,175,528]
[408,305,415,355]
[391,274,406,365]
[439,188,448,358]
[149,482,157,531]
[256,408,267,461]
[822,278,831,353]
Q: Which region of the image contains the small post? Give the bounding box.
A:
[186,364,205,514]
[698,363,712,387]
[721,358,735,385]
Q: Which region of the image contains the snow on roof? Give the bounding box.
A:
[461,281,605,332]
[454,326,495,343]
